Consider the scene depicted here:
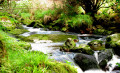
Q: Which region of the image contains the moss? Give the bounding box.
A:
[77,44,94,55]
[45,61,77,73]
[17,34,77,42]
[61,39,94,55]
[61,38,76,51]
[15,35,33,42]
[88,40,105,51]
[8,29,29,35]
[61,27,68,32]
[105,33,120,56]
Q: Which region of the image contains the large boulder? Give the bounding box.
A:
[88,40,105,51]
[105,33,120,56]
[74,53,100,71]
[98,49,113,62]
[98,49,113,70]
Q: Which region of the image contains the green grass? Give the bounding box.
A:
[0,30,77,73]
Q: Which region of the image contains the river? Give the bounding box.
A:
[19,25,120,73]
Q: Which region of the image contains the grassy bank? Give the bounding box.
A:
[0,30,77,73]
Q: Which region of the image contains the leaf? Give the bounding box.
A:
[116,63,120,67]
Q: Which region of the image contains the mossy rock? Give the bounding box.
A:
[61,39,94,55]
[16,34,77,42]
[93,28,112,35]
[8,29,29,35]
[88,40,105,51]
[75,44,94,55]
[105,33,120,56]
[60,38,76,52]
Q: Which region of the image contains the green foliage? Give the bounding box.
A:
[116,0,120,2]
[21,13,31,19]
[0,23,7,31]
[34,9,55,19]
[69,14,93,28]
[0,12,10,16]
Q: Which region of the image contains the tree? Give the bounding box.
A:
[65,0,116,16]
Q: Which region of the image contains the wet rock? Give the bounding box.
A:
[98,49,113,62]
[71,44,94,55]
[105,33,120,56]
[99,59,108,70]
[74,53,100,71]
[60,38,94,55]
[88,40,105,51]
[60,38,76,52]
[98,49,113,70]
[113,65,120,71]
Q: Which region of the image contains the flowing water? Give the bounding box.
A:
[20,25,120,73]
